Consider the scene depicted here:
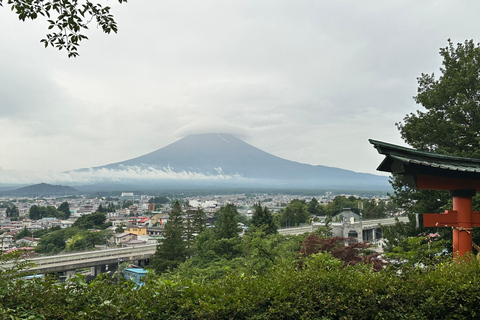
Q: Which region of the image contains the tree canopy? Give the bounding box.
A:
[388,39,480,251]
[1,0,127,57]
[29,205,67,220]
[151,200,187,274]
[57,202,71,219]
[397,39,480,158]
[5,205,19,219]
[251,202,277,235]
[71,212,110,229]
[279,199,310,227]
[214,204,241,240]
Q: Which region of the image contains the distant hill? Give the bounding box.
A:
[2,183,79,197]
[72,133,389,191]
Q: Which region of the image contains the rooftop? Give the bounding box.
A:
[370,139,480,190]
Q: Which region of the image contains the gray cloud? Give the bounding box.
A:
[1,0,480,180]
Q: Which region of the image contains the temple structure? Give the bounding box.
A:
[370,139,480,258]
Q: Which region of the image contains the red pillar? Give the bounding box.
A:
[452,227,459,258]
[451,190,475,259]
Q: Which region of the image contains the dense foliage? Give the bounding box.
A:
[2,196,473,319]
[72,212,111,229]
[279,199,310,227]
[35,212,112,254]
[278,197,392,228]
[29,205,68,220]
[149,196,170,204]
[251,203,277,235]
[397,39,480,157]
[57,201,71,219]
[2,253,480,319]
[5,205,19,219]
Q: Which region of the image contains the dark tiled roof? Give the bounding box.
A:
[369,139,480,179]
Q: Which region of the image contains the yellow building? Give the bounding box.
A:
[126,225,147,236]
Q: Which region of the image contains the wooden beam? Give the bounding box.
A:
[424,210,458,227]
[416,174,480,191]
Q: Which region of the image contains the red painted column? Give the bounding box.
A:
[451,190,475,259]
[452,227,459,258]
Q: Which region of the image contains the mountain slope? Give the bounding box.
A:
[2,183,79,196]
[79,133,388,190]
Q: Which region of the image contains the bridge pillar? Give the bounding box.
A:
[91,265,107,277]
[107,263,118,273]
[136,259,150,267]
[66,269,76,279]
[59,269,77,282]
[362,229,373,242]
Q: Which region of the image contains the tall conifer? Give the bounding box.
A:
[151,200,187,274]
[251,202,277,235]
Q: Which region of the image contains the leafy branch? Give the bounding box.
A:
[0,0,127,57]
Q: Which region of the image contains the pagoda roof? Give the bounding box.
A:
[369,139,480,190]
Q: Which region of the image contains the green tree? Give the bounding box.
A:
[36,228,76,254]
[390,40,480,248]
[5,205,19,219]
[209,204,242,259]
[57,201,71,219]
[149,196,170,204]
[28,205,41,220]
[361,199,388,219]
[65,230,112,252]
[307,197,323,216]
[397,40,480,157]
[251,202,277,235]
[323,196,360,216]
[214,204,241,240]
[184,209,195,257]
[384,233,449,268]
[188,204,242,263]
[241,229,299,274]
[14,227,31,240]
[182,207,207,257]
[191,207,207,235]
[106,202,116,213]
[0,250,34,283]
[151,201,187,274]
[2,0,127,57]
[28,205,65,220]
[33,226,61,238]
[122,200,133,209]
[115,223,126,234]
[279,199,310,227]
[72,212,109,229]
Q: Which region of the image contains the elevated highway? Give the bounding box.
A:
[361,217,409,230]
[2,244,156,274]
[278,216,410,239]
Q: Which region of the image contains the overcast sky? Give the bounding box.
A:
[1,1,480,184]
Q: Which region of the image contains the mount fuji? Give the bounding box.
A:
[74,133,389,191]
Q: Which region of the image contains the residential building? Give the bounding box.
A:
[114,233,137,245]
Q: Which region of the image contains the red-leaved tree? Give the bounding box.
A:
[298,234,385,271]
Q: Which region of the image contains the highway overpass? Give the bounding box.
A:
[279,216,410,241]
[2,244,156,275]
